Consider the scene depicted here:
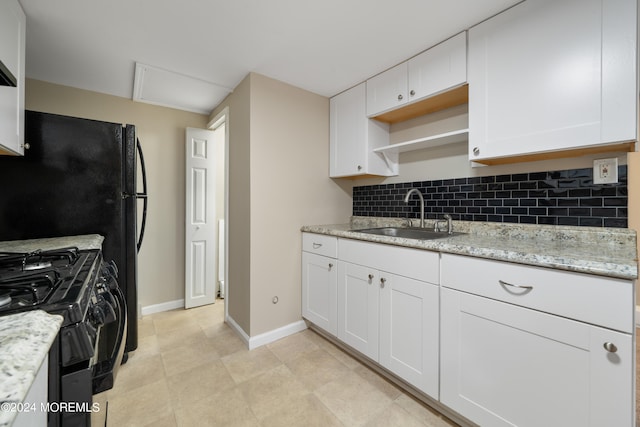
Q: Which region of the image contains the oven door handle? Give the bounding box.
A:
[92,282,128,394]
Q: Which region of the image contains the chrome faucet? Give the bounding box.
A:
[403,188,425,228]
[435,214,453,234]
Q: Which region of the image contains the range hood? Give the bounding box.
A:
[0,60,17,87]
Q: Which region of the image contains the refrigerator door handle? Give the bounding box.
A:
[135,138,148,253]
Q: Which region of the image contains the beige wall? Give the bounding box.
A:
[25,79,209,310]
[213,75,252,333]
[249,73,352,335]
[211,73,352,337]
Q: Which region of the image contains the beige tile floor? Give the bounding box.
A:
[95,300,457,427]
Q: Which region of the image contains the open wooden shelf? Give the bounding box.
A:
[371,84,469,124]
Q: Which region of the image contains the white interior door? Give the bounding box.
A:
[185,127,216,308]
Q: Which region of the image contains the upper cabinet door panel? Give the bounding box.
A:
[366,62,408,117]
[330,83,394,178]
[0,0,25,156]
[330,84,367,176]
[601,0,638,143]
[408,32,467,102]
[468,0,637,161]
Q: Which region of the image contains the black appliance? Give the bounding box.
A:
[0,110,147,354]
[0,245,127,426]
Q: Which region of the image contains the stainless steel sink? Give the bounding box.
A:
[353,227,462,240]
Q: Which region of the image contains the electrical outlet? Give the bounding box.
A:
[593,158,618,184]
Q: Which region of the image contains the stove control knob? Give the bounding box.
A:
[90,305,106,327]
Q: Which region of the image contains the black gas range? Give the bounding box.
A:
[0,246,127,427]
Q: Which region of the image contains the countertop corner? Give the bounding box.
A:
[0,310,63,426]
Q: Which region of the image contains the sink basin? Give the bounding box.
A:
[353,227,462,240]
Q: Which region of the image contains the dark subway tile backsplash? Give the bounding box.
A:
[352,166,628,228]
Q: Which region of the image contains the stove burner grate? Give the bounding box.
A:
[0,247,80,272]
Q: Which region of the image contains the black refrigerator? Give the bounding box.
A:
[0,110,148,353]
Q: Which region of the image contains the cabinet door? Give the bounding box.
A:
[329,83,392,178]
[379,273,439,398]
[441,288,633,427]
[302,252,337,336]
[0,0,25,155]
[408,32,466,102]
[337,261,379,361]
[366,62,408,117]
[468,0,637,161]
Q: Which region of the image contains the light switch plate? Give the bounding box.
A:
[593,158,618,184]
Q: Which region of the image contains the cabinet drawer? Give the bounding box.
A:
[338,238,439,284]
[302,233,337,258]
[441,253,633,333]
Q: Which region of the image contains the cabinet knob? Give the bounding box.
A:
[380,277,386,288]
[368,274,374,282]
[21,143,30,150]
[473,147,480,156]
[603,342,618,353]
[397,94,403,101]
[357,165,362,171]
[328,263,333,270]
[409,90,415,97]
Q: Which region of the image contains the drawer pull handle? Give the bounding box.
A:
[499,280,533,290]
[603,342,618,353]
[312,243,322,249]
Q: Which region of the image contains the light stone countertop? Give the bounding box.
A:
[0,234,104,253]
[302,217,638,280]
[0,311,63,427]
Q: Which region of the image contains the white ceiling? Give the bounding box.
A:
[18,0,521,114]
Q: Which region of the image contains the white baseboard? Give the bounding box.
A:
[248,320,308,350]
[140,299,184,317]
[225,314,250,348]
[225,315,308,350]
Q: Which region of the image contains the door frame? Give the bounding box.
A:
[207,107,229,322]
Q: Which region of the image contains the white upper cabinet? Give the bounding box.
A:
[366,62,408,117]
[0,0,25,156]
[367,32,467,118]
[468,0,637,163]
[329,83,397,178]
[407,32,467,107]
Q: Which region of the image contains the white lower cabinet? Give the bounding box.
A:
[440,253,634,427]
[301,233,338,336]
[14,354,48,426]
[379,272,439,398]
[440,288,632,427]
[336,238,440,398]
[302,235,634,425]
[337,261,380,360]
